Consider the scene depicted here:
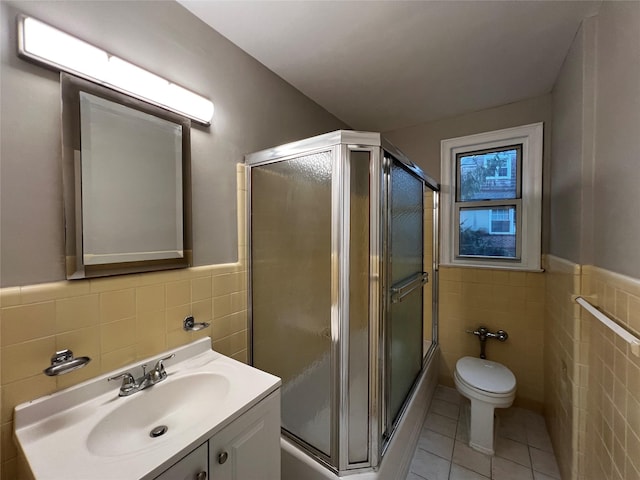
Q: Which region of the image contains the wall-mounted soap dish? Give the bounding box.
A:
[183,315,210,332]
[44,349,91,376]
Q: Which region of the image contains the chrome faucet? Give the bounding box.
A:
[108,353,175,396]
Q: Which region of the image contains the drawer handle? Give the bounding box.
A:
[218,451,229,464]
[195,472,207,480]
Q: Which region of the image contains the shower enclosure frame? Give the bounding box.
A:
[245,130,440,475]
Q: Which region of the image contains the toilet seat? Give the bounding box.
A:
[455,356,516,395]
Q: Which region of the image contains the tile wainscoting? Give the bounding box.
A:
[438,266,545,411]
[544,255,640,480]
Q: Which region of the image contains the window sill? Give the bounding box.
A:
[437,262,544,273]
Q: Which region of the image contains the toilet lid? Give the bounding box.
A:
[456,356,516,394]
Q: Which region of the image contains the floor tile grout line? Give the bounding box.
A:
[526,442,535,480]
[414,443,452,464]
[424,424,455,440]
[414,388,560,480]
[448,398,457,480]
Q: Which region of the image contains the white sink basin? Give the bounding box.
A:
[87,372,230,456]
[14,338,280,480]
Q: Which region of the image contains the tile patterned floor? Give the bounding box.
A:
[407,385,561,480]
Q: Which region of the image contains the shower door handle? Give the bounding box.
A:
[390,272,428,304]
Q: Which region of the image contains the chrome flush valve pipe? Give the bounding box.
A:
[466,326,509,359]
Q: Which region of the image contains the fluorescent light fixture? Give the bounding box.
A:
[17,15,214,126]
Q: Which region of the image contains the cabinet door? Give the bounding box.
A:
[209,391,281,480]
[154,442,208,480]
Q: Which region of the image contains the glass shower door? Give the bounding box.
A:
[386,158,425,432]
[251,151,333,458]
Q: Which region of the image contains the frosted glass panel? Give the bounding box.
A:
[388,159,423,427]
[389,292,423,423]
[251,152,333,456]
[423,190,435,353]
[348,151,370,464]
[390,162,423,283]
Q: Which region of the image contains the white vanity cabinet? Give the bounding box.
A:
[209,389,281,480]
[154,390,280,480]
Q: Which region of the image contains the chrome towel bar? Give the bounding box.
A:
[391,272,428,304]
[575,296,640,357]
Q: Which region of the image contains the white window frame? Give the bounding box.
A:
[440,123,543,271]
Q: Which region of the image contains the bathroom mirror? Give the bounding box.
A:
[61,74,192,279]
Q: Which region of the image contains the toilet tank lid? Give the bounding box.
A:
[456,356,516,394]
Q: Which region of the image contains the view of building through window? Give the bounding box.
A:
[456,147,520,258]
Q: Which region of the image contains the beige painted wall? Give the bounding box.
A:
[545,2,640,479]
[549,17,596,266]
[384,93,552,254]
[592,1,640,279]
[384,94,552,182]
[0,0,348,288]
[546,17,595,480]
[549,1,640,278]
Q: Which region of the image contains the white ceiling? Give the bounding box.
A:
[178,0,601,132]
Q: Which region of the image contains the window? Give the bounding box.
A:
[459,147,516,183]
[440,123,543,270]
[490,208,515,234]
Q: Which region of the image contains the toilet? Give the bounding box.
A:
[454,356,516,455]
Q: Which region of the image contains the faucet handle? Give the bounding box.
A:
[495,330,509,342]
[108,372,136,394]
[466,326,489,338]
[153,353,175,378]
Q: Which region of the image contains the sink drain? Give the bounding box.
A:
[150,425,168,438]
